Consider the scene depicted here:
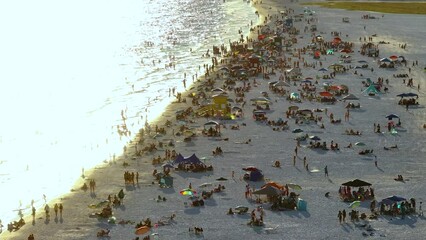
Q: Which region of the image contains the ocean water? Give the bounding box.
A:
[0,0,258,224]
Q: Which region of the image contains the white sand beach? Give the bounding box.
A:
[1,0,426,239]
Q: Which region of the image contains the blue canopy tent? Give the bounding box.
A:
[173,153,205,166]
[247,170,264,181]
[380,195,406,205]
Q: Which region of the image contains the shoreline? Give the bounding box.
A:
[0,0,261,238]
[2,0,426,239]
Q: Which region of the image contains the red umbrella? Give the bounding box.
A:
[258,34,266,40]
[333,37,342,43]
[319,91,333,97]
[242,166,259,172]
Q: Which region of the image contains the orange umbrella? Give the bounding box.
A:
[135,226,150,235]
[262,181,285,190]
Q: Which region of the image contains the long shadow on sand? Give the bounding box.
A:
[174,171,213,179]
[159,187,176,194]
[270,209,311,219]
[384,215,419,228]
[341,222,354,232]
[184,206,202,215]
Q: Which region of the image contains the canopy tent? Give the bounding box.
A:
[381,195,406,205]
[173,153,205,166]
[362,84,380,95]
[341,179,371,187]
[246,170,264,181]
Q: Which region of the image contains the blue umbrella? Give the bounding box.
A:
[406,92,418,97]
[385,114,399,120]
[318,68,328,72]
[309,135,321,141]
[292,128,304,133]
[396,93,408,98]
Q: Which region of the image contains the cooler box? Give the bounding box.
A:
[297,199,307,211]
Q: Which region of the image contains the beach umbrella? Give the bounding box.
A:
[342,94,359,100]
[309,135,321,141]
[301,79,312,84]
[219,67,230,72]
[162,163,174,168]
[292,128,304,133]
[290,92,300,99]
[253,110,266,116]
[358,60,368,63]
[262,181,285,190]
[180,188,196,196]
[242,166,259,172]
[288,105,299,111]
[204,120,219,126]
[405,92,418,97]
[287,183,302,190]
[318,68,328,72]
[199,183,213,188]
[273,81,290,87]
[396,93,408,98]
[250,97,271,102]
[389,55,398,61]
[319,91,333,97]
[385,114,399,120]
[349,200,361,208]
[183,130,195,137]
[252,185,282,196]
[211,88,225,93]
[135,226,150,235]
[340,49,352,53]
[216,177,228,181]
[354,142,366,146]
[235,206,249,212]
[380,58,392,63]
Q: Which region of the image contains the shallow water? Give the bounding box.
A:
[0,0,258,224]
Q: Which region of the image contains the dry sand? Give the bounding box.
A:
[1,0,426,239]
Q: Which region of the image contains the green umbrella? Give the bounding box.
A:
[349,200,361,208]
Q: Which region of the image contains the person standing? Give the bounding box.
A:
[44,204,50,219]
[324,165,328,177]
[54,203,59,218]
[31,206,36,221]
[59,204,63,218]
[338,210,343,224]
[342,209,347,222]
